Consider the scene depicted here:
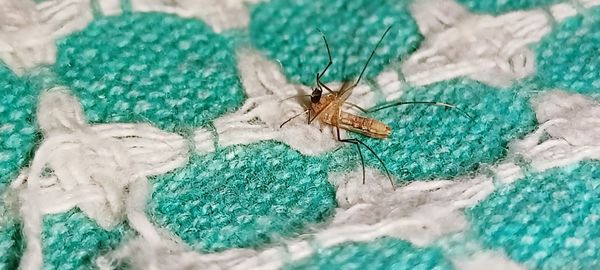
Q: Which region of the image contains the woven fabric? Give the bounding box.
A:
[362,79,536,181]
[0,65,38,189]
[469,161,600,269]
[250,0,421,85]
[285,237,454,270]
[457,0,562,14]
[1,0,600,269]
[54,12,245,132]
[41,210,130,270]
[535,6,600,97]
[148,142,340,252]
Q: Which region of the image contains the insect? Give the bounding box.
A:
[280,26,471,189]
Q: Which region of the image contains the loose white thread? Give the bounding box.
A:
[97,236,240,270]
[404,0,550,87]
[327,169,493,246]
[508,90,600,173]
[376,69,406,102]
[550,3,579,21]
[410,0,471,35]
[128,0,261,32]
[94,0,122,15]
[435,232,527,270]
[453,251,527,270]
[193,127,216,154]
[404,0,600,88]
[99,167,496,270]
[0,0,93,74]
[490,162,524,184]
[551,0,600,22]
[210,169,494,270]
[11,87,189,270]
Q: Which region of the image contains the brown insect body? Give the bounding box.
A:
[280,26,398,188]
[338,111,391,139]
[279,26,470,189]
[311,83,391,139]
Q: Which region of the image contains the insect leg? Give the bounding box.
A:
[279,94,312,103]
[280,109,310,128]
[316,28,334,81]
[352,25,393,88]
[368,101,473,120]
[335,125,367,185]
[352,138,396,189]
[335,120,395,188]
[344,102,368,113]
[313,30,336,95]
[317,79,334,94]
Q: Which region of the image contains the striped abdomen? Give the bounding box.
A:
[311,95,391,139]
[337,112,391,139]
[317,108,391,139]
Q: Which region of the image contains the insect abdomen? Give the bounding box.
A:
[339,112,391,139]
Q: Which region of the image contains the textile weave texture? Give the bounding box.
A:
[1,0,600,269]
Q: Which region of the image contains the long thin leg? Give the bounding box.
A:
[344,102,368,113]
[335,123,395,189]
[280,109,309,128]
[353,25,393,88]
[279,94,312,102]
[317,28,333,81]
[314,31,335,95]
[317,79,334,94]
[335,125,366,184]
[368,101,473,120]
[353,137,395,189]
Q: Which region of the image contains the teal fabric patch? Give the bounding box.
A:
[468,161,600,269]
[42,210,131,270]
[361,79,536,181]
[0,223,19,270]
[148,142,338,252]
[0,65,38,189]
[0,201,20,270]
[536,7,600,97]
[54,12,245,132]
[285,237,454,270]
[456,0,561,14]
[249,0,421,85]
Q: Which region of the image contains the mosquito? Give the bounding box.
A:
[280,26,471,189]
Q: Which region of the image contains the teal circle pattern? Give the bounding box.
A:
[250,0,421,85]
[0,65,38,189]
[361,79,536,181]
[42,210,131,270]
[0,224,19,270]
[54,12,245,132]
[0,202,20,270]
[285,237,454,270]
[457,0,561,14]
[535,7,600,97]
[468,161,600,269]
[148,142,339,252]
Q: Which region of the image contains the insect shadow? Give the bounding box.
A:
[280,25,472,189]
